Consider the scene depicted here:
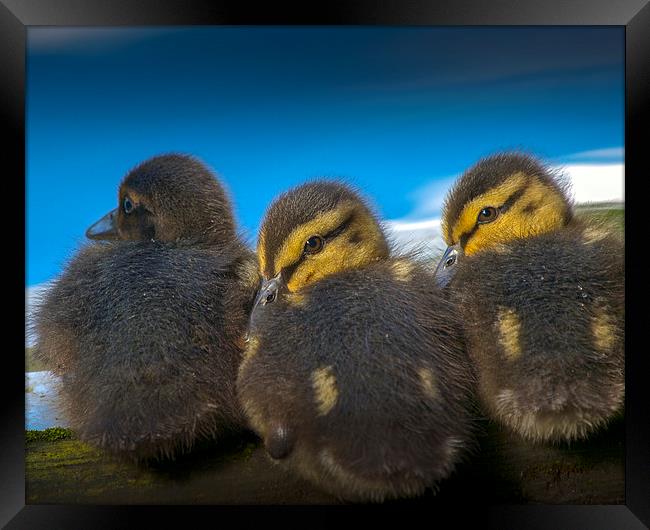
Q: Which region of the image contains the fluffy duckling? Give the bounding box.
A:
[435,152,624,443]
[33,154,258,461]
[237,181,475,502]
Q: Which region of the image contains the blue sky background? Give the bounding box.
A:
[26,27,624,287]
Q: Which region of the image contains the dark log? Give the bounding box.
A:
[25,415,624,505]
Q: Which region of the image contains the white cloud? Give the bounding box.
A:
[405,175,458,220]
[561,163,624,204]
[559,147,624,163]
[382,218,445,261]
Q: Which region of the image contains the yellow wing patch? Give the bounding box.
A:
[592,306,616,352]
[418,367,439,399]
[312,365,339,416]
[497,307,522,361]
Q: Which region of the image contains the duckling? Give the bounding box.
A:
[237,181,475,502]
[434,151,624,443]
[33,154,258,461]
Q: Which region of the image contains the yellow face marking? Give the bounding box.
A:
[391,260,414,282]
[312,365,339,416]
[592,307,616,352]
[445,172,566,255]
[264,202,388,292]
[257,229,268,276]
[418,367,439,400]
[497,308,522,361]
[444,173,527,244]
[271,204,355,276]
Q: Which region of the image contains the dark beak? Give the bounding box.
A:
[434,243,463,288]
[264,424,294,460]
[86,208,120,240]
[253,273,285,311]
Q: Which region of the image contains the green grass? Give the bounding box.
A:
[26,427,75,443]
[575,203,624,232]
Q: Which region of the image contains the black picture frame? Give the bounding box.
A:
[5,1,648,527]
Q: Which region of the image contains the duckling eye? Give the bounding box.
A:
[304,235,324,254]
[477,206,498,224]
[123,197,134,214]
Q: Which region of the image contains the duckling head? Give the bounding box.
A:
[86,154,236,244]
[435,152,573,287]
[253,180,389,307]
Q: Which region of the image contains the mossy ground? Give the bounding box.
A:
[25,429,336,504]
[25,419,624,504]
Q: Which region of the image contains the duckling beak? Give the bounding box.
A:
[86,208,120,240]
[253,273,285,311]
[434,243,462,288]
[264,424,294,460]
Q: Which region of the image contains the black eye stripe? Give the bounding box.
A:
[276,212,355,285]
[499,186,527,214]
[459,225,478,249]
[457,186,527,249]
[323,213,354,241]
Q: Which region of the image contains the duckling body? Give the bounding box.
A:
[436,152,624,442]
[238,181,475,501]
[34,154,257,460]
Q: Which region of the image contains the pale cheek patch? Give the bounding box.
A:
[239,336,260,374]
[497,308,522,361]
[490,243,511,254]
[312,365,339,416]
[592,307,616,352]
[317,449,398,501]
[418,367,439,400]
[391,260,414,282]
[284,291,308,307]
[242,397,267,436]
[237,259,261,291]
[582,227,609,245]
